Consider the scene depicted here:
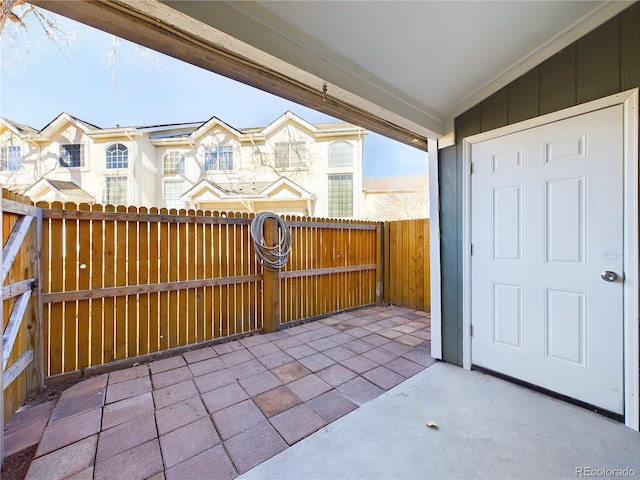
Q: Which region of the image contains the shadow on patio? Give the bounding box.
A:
[5,305,434,480]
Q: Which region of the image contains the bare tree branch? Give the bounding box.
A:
[0,0,25,33]
[105,36,120,88]
[1,1,163,85]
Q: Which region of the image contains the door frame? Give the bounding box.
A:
[461,88,639,430]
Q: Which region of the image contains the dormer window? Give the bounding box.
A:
[275,141,307,169]
[204,145,233,171]
[0,146,21,171]
[59,144,85,168]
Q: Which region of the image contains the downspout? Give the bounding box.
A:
[124,129,136,206]
[357,128,363,218]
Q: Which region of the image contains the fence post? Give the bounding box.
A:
[376,222,384,305]
[1,189,4,467]
[27,206,44,397]
[262,217,280,333]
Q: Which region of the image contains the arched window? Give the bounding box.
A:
[106,143,128,169]
[328,141,354,168]
[163,151,185,175]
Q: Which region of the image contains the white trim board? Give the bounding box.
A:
[461,89,639,431]
[428,138,442,359]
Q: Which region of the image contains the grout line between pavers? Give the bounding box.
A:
[149,367,170,478]
[20,307,430,480]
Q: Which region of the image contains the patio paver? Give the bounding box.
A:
[5,305,434,480]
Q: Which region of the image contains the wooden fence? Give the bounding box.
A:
[38,203,381,377]
[384,218,430,311]
[279,217,380,324]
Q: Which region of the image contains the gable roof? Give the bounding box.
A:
[261,111,317,137]
[190,116,243,141]
[24,178,96,204]
[0,118,38,136]
[1,111,366,146]
[39,112,102,138]
[182,176,314,202]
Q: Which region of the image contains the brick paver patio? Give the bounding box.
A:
[5,305,435,480]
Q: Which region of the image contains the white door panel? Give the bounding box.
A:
[471,105,624,414]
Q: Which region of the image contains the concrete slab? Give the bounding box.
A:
[239,363,640,480]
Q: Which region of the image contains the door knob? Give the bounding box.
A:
[601,271,618,282]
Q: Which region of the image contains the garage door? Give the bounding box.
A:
[470,105,624,415]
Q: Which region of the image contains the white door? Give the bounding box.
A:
[471,105,624,414]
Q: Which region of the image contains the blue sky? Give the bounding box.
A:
[0,12,427,177]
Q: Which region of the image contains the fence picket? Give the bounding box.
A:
[127,205,139,357]
[138,207,150,355]
[159,208,169,351]
[77,203,91,368]
[196,210,205,342]
[148,207,159,353]
[103,204,116,363]
[115,205,127,360]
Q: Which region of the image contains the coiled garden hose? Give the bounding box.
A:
[250,212,291,271]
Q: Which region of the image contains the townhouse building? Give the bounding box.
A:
[0,111,367,218]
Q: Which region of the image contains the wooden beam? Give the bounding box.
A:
[1,188,4,465]
[278,264,376,280]
[2,290,32,370]
[2,351,33,391]
[285,220,377,231]
[262,218,280,333]
[42,208,378,230]
[27,208,44,397]
[2,215,33,283]
[30,0,428,150]
[1,199,39,217]
[43,208,252,225]
[2,278,36,301]
[42,274,263,304]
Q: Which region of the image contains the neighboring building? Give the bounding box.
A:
[0,112,367,218]
[362,176,429,221]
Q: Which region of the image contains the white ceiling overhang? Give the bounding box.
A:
[33,0,632,150]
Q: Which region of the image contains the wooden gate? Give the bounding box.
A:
[1,191,44,465]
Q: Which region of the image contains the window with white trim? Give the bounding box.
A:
[104,176,128,206]
[59,143,85,168]
[328,141,354,168]
[328,174,353,218]
[163,151,185,175]
[275,141,307,169]
[106,143,128,169]
[0,146,21,171]
[163,179,186,209]
[204,145,233,171]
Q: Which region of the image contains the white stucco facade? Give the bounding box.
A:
[0,112,367,218]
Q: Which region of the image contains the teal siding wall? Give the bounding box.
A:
[439,2,640,365]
